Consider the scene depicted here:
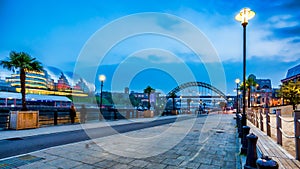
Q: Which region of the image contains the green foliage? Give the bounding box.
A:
[143,86,155,94]
[246,76,257,108]
[0,51,43,72]
[0,51,43,110]
[279,80,300,110]
[72,96,98,104]
[144,86,155,109]
[238,76,258,108]
[169,92,177,98]
[129,94,141,107]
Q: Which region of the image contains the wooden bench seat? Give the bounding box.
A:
[249,122,300,169]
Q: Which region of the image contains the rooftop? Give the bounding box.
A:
[286,64,300,78]
[0,91,71,102]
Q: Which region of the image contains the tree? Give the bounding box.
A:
[0,51,43,110]
[279,80,300,110]
[144,86,155,109]
[129,94,140,107]
[169,92,177,111]
[246,76,257,108]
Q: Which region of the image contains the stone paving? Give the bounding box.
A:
[0,114,239,169]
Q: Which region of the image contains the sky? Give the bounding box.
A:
[1,0,300,95]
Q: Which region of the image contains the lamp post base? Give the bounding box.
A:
[241,113,247,127]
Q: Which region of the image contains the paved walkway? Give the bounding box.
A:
[0,114,238,169]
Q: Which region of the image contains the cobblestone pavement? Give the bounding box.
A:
[0,114,238,169]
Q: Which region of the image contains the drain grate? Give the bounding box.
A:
[0,155,44,169]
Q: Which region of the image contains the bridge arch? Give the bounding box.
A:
[167,81,227,100]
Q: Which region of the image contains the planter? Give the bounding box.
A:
[171,110,178,115]
[10,111,39,130]
[143,110,154,118]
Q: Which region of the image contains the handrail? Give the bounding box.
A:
[279,127,295,139]
[278,115,294,123]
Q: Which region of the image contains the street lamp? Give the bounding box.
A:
[99,74,106,121]
[235,78,241,115]
[235,8,255,127]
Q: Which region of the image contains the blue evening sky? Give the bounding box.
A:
[1,0,300,95]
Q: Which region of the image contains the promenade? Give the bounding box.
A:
[0,113,238,169]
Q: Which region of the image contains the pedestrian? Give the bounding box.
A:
[69,104,76,124]
[80,104,87,123]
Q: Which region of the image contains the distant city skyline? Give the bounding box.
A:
[1,0,300,95]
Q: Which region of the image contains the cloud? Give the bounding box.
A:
[131,49,182,64]
[170,7,300,63]
[268,15,299,28]
[76,12,222,71]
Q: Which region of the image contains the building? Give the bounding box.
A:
[247,74,273,107]
[0,91,71,108]
[281,64,300,83]
[56,73,70,91]
[2,66,95,97]
[0,79,14,92]
[6,70,48,90]
[279,64,300,106]
[124,87,129,94]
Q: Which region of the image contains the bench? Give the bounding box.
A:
[248,122,300,169]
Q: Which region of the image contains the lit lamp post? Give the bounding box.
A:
[235,78,240,115]
[99,74,106,121]
[235,8,255,127]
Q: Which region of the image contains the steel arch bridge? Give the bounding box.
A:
[167,81,228,100]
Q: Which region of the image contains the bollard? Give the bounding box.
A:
[256,156,278,169]
[236,112,239,126]
[113,109,117,120]
[244,133,258,169]
[54,110,58,125]
[241,126,251,154]
[238,114,243,138]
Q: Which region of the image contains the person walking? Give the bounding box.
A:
[69,104,76,124]
[80,104,87,123]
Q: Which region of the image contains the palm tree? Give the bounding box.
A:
[246,76,257,108]
[144,86,155,109]
[169,92,177,111]
[0,51,43,110]
[279,80,300,110]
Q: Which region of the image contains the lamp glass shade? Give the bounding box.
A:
[99,75,106,82]
[235,8,255,24]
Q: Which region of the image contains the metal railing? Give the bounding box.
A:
[247,108,300,160]
[0,107,172,130]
